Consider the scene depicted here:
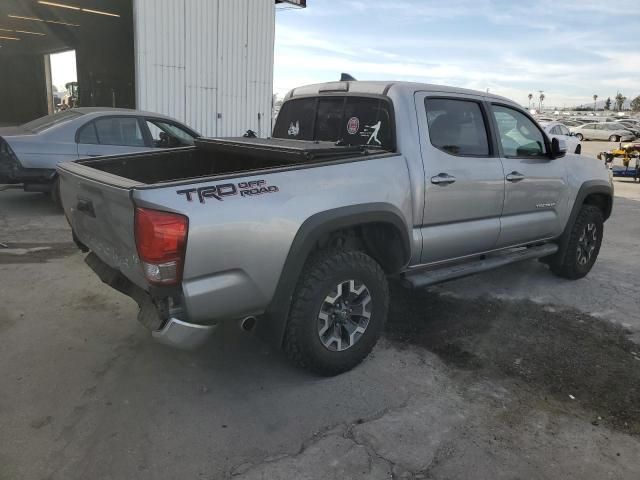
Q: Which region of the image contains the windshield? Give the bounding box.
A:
[20,110,83,133]
[273,96,394,150]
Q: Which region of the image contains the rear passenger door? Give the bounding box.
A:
[416,93,505,264]
[76,116,150,158]
[489,104,568,247]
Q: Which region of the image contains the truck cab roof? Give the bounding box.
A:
[285,80,519,107]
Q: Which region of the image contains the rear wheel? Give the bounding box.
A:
[550,205,603,280]
[609,135,620,142]
[284,250,389,376]
[575,144,581,154]
[575,133,584,141]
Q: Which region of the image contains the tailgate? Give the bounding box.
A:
[58,161,148,290]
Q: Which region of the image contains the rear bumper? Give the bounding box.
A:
[84,252,216,349]
[152,318,217,349]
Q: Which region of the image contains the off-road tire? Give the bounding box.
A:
[284,250,389,376]
[575,133,584,141]
[609,135,620,142]
[550,205,603,280]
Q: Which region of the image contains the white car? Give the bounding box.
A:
[540,121,582,154]
[569,122,636,142]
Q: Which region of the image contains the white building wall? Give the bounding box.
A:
[134,0,275,137]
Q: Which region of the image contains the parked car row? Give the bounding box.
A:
[534,114,640,143]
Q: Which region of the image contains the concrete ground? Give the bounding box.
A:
[1,145,639,479]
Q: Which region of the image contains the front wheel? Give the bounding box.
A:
[609,135,620,142]
[284,250,389,376]
[550,205,604,280]
[575,133,584,141]
[574,144,581,154]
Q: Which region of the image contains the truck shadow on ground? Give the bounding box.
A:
[0,190,60,215]
[384,284,640,435]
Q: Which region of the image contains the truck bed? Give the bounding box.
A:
[73,137,370,185]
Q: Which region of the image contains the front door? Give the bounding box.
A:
[489,104,569,247]
[416,93,505,264]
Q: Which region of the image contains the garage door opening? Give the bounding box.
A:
[47,49,78,113]
[0,0,134,125]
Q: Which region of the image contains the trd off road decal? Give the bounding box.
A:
[177,180,279,203]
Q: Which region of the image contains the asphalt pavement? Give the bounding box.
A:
[1,149,639,479]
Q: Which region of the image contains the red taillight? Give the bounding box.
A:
[134,207,188,285]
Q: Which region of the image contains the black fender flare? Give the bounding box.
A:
[260,203,411,347]
[555,180,613,262]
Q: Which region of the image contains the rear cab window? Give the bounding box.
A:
[273,96,394,150]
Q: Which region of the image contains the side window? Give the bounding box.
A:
[549,126,560,135]
[559,125,571,136]
[77,122,98,144]
[425,98,489,156]
[491,105,546,158]
[94,117,145,147]
[145,120,195,148]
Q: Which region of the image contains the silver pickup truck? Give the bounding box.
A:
[58,81,613,375]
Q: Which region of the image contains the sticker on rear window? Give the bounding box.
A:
[288,121,300,136]
[347,117,360,135]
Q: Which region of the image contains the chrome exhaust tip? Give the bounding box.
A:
[240,316,257,332]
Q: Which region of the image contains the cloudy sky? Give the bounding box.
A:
[274,0,640,108]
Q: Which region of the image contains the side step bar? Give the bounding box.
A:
[402,243,558,289]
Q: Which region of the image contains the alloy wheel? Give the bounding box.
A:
[576,222,597,266]
[317,279,372,352]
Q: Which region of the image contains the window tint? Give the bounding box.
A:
[342,97,392,148]
[272,96,394,150]
[145,119,195,147]
[94,117,145,146]
[492,105,546,158]
[315,98,345,141]
[425,98,489,156]
[77,122,98,144]
[272,98,316,140]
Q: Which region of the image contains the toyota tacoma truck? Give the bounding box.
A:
[58,81,613,375]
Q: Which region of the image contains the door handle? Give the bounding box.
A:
[506,171,525,182]
[431,173,457,185]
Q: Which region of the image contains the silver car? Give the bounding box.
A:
[540,121,582,154]
[0,108,199,202]
[570,122,635,142]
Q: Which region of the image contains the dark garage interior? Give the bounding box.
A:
[0,0,134,125]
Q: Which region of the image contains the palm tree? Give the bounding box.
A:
[593,94,598,112]
[539,92,545,111]
[528,93,533,109]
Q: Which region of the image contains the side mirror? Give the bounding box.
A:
[551,137,567,158]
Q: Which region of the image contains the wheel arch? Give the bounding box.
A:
[260,203,411,347]
[555,181,612,265]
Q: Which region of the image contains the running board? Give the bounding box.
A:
[402,244,558,289]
